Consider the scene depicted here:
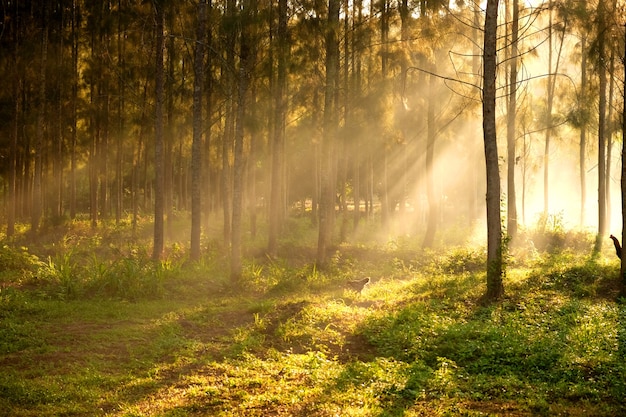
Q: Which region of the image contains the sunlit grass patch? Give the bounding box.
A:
[2,220,626,416]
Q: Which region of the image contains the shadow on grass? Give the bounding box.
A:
[3,245,626,416]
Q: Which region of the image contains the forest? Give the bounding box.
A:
[1,0,626,415]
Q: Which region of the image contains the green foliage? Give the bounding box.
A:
[1,221,626,416]
[0,244,41,284]
[524,212,595,253]
[436,247,487,274]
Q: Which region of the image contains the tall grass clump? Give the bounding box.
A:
[30,249,169,301]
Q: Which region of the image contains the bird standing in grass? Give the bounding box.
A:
[610,235,622,259]
[347,277,370,294]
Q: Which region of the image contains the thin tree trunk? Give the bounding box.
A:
[339,0,350,242]
[543,1,566,220]
[8,0,20,236]
[232,0,255,282]
[222,0,236,247]
[379,0,390,228]
[191,0,207,261]
[32,0,48,235]
[312,89,320,226]
[70,0,78,220]
[606,48,616,229]
[268,0,287,256]
[204,0,214,224]
[152,0,165,260]
[506,0,519,238]
[317,0,340,265]
[595,0,607,253]
[352,0,362,232]
[579,37,587,227]
[422,69,437,248]
[619,21,626,298]
[116,0,125,225]
[54,7,64,220]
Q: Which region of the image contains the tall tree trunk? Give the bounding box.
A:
[165,5,176,238]
[579,37,587,227]
[232,0,255,282]
[9,77,18,236]
[204,0,214,225]
[606,47,616,230]
[506,0,519,238]
[543,1,565,220]
[191,0,207,261]
[595,0,607,253]
[116,0,125,225]
[312,89,320,226]
[152,0,165,260]
[379,0,390,228]
[543,4,553,218]
[268,0,288,256]
[53,7,64,220]
[32,0,48,235]
[422,69,437,248]
[8,0,20,236]
[619,22,626,298]
[317,0,340,266]
[222,0,237,247]
[248,82,258,238]
[352,0,363,232]
[99,7,110,222]
[339,0,350,242]
[70,0,79,220]
[483,0,504,300]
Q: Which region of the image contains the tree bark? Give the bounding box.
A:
[482,0,504,300]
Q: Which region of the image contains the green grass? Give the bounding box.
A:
[1,219,625,416]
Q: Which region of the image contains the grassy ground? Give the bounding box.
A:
[1,218,625,416]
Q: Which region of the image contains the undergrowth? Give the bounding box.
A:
[0,218,625,416]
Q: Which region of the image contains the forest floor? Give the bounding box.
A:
[1,218,626,416]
